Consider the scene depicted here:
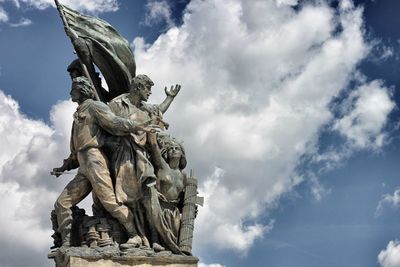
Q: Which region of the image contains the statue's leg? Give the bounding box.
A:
[142,188,165,252]
[54,170,92,247]
[79,148,141,246]
[92,192,106,217]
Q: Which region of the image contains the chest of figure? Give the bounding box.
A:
[123,107,148,146]
[128,108,152,125]
[72,108,99,144]
[160,169,184,192]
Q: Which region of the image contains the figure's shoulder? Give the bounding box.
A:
[85,99,110,114]
[86,99,106,108]
[78,99,92,111]
[109,93,129,105]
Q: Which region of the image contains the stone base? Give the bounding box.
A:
[64,256,198,267]
[50,247,198,267]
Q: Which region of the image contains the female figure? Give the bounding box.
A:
[144,133,187,254]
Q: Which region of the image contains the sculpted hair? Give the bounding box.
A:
[157,134,187,170]
[130,74,154,91]
[72,77,96,100]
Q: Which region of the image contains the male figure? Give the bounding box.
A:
[106,74,180,247]
[108,74,180,129]
[53,77,151,247]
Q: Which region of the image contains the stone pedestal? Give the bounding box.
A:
[62,255,198,267]
[50,246,198,267]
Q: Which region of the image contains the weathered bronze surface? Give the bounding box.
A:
[49,1,203,266]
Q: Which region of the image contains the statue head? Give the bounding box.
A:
[68,59,102,83]
[158,134,187,170]
[67,59,83,80]
[71,77,96,103]
[129,74,154,102]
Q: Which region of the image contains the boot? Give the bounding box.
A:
[122,221,142,248]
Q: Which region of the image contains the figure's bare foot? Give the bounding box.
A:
[152,242,165,252]
[142,236,150,248]
[126,235,142,247]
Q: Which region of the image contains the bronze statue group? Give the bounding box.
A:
[49,2,201,257]
[51,61,196,255]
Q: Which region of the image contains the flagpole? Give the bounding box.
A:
[54,0,101,101]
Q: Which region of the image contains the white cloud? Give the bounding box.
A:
[340,0,354,10]
[1,0,117,29]
[376,188,400,216]
[11,0,119,13]
[378,45,395,61]
[11,0,20,8]
[308,172,331,201]
[311,79,395,174]
[378,240,400,267]
[276,0,298,6]
[0,90,75,265]
[333,80,395,150]
[9,17,32,27]
[195,168,274,253]
[0,183,52,250]
[0,91,52,168]
[311,146,351,173]
[0,6,9,23]
[132,0,386,253]
[145,0,174,28]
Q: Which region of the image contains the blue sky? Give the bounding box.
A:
[1,0,400,267]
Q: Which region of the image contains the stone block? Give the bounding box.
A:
[50,248,198,267]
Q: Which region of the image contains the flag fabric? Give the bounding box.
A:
[61,4,136,100]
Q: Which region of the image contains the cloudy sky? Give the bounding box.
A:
[0,0,400,266]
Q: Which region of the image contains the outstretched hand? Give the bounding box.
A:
[165,84,181,97]
[51,167,64,178]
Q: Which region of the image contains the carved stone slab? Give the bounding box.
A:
[60,255,198,267]
[51,247,198,267]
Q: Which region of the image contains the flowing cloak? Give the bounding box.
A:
[60,4,136,100]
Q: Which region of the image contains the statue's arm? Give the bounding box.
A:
[159,84,181,114]
[62,153,79,171]
[52,153,79,177]
[89,101,139,136]
[107,100,120,115]
[66,29,108,102]
[147,132,169,171]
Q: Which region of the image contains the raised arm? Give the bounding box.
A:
[159,84,181,114]
[147,132,169,172]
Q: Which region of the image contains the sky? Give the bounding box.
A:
[0,0,400,267]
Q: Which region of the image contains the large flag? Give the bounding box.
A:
[60,3,136,101]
